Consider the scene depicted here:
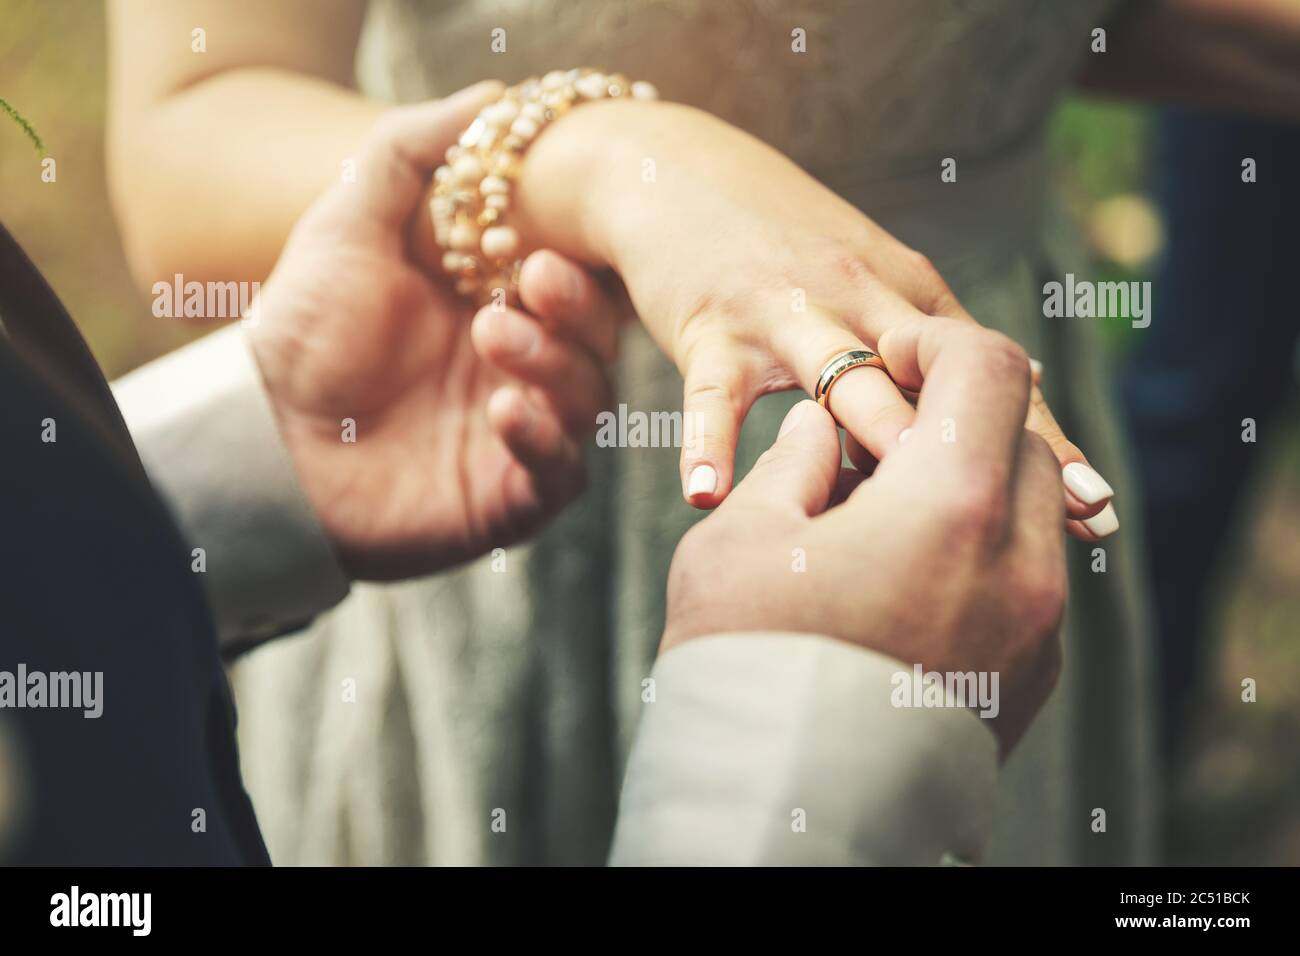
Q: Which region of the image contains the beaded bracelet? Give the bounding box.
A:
[430,68,658,305]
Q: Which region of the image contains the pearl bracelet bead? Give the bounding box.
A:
[431,68,658,306]
[448,222,480,253]
[480,226,520,259]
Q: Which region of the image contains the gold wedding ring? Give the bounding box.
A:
[813,349,890,408]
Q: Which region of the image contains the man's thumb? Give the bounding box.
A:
[723,400,842,517]
[374,81,505,170]
[357,81,505,224]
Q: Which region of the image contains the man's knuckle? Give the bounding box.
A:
[979,333,1032,383]
[1018,566,1067,636]
[942,472,1009,539]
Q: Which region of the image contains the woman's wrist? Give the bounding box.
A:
[511,97,694,273]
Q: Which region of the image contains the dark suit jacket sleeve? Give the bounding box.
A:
[0,331,271,864]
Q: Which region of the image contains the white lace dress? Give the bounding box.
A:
[229,0,1156,865]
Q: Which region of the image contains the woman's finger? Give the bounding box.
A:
[1025,382,1118,532]
[823,363,915,461]
[1067,503,1121,542]
[471,305,612,433]
[778,308,915,463]
[678,335,757,508]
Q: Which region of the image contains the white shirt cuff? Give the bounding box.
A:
[609,632,998,866]
[112,324,350,653]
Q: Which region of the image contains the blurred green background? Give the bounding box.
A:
[1054,97,1300,865]
[3,0,1298,864]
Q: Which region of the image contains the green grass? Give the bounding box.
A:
[0,95,45,155]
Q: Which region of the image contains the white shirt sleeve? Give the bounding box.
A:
[609,632,999,866]
[111,325,350,653]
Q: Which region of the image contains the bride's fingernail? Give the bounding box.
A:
[1062,462,1114,505]
[898,427,912,445]
[1083,502,1120,537]
[1029,358,1043,382]
[687,464,718,499]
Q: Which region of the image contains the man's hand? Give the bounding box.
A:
[246,85,619,579]
[662,319,1067,754]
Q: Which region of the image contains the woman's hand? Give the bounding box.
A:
[499,98,1117,539]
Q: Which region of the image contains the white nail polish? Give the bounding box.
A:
[1029,358,1043,379]
[1083,502,1119,537]
[687,464,718,498]
[898,428,912,445]
[1062,462,1115,505]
